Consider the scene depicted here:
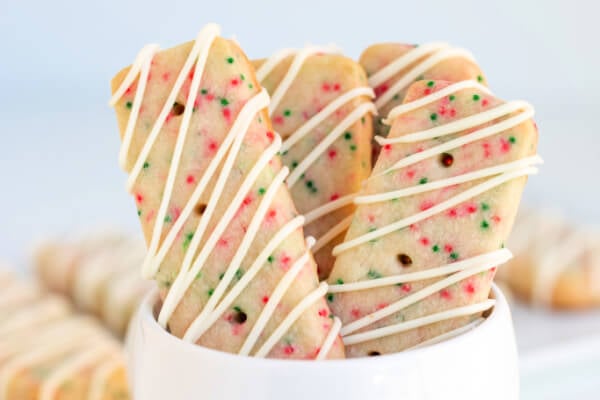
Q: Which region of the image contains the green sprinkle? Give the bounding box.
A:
[226,57,234,64]
[195,271,203,280]
[208,288,214,297]
[200,89,208,95]
[361,117,366,124]
[235,268,244,280]
[350,144,357,151]
[306,180,314,188]
[481,203,490,211]
[240,74,246,81]
[416,75,425,81]
[267,255,274,263]
[481,220,490,229]
[125,101,132,109]
[311,187,318,193]
[450,252,459,260]
[233,305,242,313]
[419,177,428,184]
[164,215,172,223]
[183,232,194,250]
[163,279,172,288]
[430,113,438,121]
[219,273,225,280]
[220,98,229,106]
[449,95,455,101]
[137,210,142,216]
[344,132,352,140]
[509,136,516,144]
[336,278,344,285]
[283,109,292,117]
[477,75,484,82]
[393,94,400,101]
[258,187,266,195]
[143,161,150,169]
[248,83,254,89]
[427,81,435,87]
[281,150,288,156]
[432,244,440,252]
[367,269,383,279]
[473,94,480,101]
[291,161,298,169]
[327,293,335,302]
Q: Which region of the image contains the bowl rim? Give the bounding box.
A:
[135,283,507,367]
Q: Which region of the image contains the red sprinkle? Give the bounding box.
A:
[230,78,240,86]
[465,282,476,294]
[284,345,295,355]
[330,193,340,201]
[186,175,195,184]
[444,244,453,253]
[318,309,328,317]
[162,72,170,81]
[402,283,412,293]
[333,83,341,91]
[322,83,331,92]
[135,193,144,203]
[262,296,269,304]
[222,108,231,120]
[351,308,361,318]
[420,237,430,246]
[440,289,452,299]
[383,144,392,152]
[328,149,337,159]
[266,131,275,141]
[273,116,284,125]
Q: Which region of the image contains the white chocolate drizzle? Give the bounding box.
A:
[368,42,477,109]
[110,25,340,358]
[330,80,540,346]
[508,210,599,305]
[88,355,124,400]
[257,46,376,251]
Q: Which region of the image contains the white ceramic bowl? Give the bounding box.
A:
[127,284,518,400]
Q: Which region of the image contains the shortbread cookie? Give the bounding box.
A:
[360,42,485,138]
[110,24,344,359]
[34,233,151,336]
[253,47,375,279]
[0,279,130,400]
[498,209,600,308]
[327,80,540,357]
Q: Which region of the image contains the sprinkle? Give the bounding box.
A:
[208,288,214,297]
[183,232,194,250]
[172,102,185,116]
[450,252,459,260]
[240,74,245,81]
[430,113,438,121]
[427,81,435,87]
[350,144,357,151]
[344,132,352,140]
[143,161,150,169]
[267,255,274,263]
[477,75,484,83]
[291,161,298,169]
[125,101,132,109]
[283,109,292,117]
[440,153,453,167]
[449,95,455,101]
[367,269,382,279]
[201,89,208,95]
[164,215,172,223]
[473,94,480,101]
[258,187,266,195]
[195,271,203,280]
[432,244,440,252]
[220,98,229,106]
[137,210,142,216]
[336,278,344,285]
[481,202,490,211]
[226,57,234,64]
[248,83,254,89]
[419,177,428,184]
[327,293,334,302]
[481,220,490,229]
[509,136,516,144]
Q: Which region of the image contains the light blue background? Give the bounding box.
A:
[1,0,598,266]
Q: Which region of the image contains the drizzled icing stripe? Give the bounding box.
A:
[239,237,315,356]
[0,297,71,337]
[143,90,270,279]
[39,344,116,400]
[182,166,290,338]
[183,216,306,342]
[159,127,280,327]
[88,356,124,400]
[405,317,484,351]
[532,230,591,305]
[343,300,495,345]
[287,102,377,187]
[257,46,376,249]
[368,42,477,109]
[329,81,539,345]
[266,45,342,113]
[254,282,329,358]
[111,26,340,359]
[316,316,342,361]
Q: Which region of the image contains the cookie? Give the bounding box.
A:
[499,209,600,308]
[253,46,375,279]
[0,279,130,400]
[360,42,485,139]
[110,24,344,359]
[34,233,151,336]
[327,79,540,357]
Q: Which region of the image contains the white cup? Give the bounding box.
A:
[126,284,518,400]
